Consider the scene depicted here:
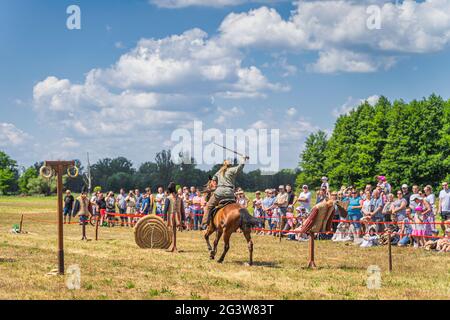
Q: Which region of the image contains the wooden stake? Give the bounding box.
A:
[308,232,317,268]
[19,214,24,233]
[95,215,99,241]
[388,231,393,272]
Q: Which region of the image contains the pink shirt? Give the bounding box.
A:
[192,196,204,210]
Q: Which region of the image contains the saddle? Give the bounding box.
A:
[209,199,236,221]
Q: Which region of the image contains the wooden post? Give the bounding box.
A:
[95,215,99,241]
[19,214,24,233]
[388,231,393,272]
[55,165,64,275]
[308,232,317,268]
[42,160,75,276]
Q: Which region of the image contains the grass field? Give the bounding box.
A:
[0,196,449,300]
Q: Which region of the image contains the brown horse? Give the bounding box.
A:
[204,202,260,265]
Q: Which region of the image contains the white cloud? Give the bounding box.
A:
[61,137,81,148]
[115,41,125,49]
[250,120,268,129]
[214,106,244,124]
[150,0,281,8]
[286,107,297,116]
[218,1,450,72]
[32,28,284,137]
[308,49,395,73]
[332,95,380,117]
[0,123,30,147]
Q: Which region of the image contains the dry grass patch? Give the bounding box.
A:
[0,196,449,300]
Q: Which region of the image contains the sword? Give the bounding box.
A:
[213,142,248,159]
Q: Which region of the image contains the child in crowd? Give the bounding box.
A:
[412,206,426,248]
[397,208,413,247]
[253,191,264,234]
[192,190,204,231]
[270,207,279,236]
[183,192,192,231]
[105,191,116,227]
[155,187,165,217]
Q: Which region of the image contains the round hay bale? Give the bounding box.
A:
[134,215,172,249]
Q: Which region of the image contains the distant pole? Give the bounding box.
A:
[87,152,92,195]
[308,232,317,268]
[388,231,393,272]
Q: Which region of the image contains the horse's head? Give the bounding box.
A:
[334,200,349,218]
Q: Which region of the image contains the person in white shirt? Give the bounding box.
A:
[320,177,329,191]
[438,182,450,233]
[293,185,312,213]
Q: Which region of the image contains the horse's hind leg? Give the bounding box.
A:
[243,228,253,266]
[204,225,215,252]
[217,229,231,264]
[211,228,223,260]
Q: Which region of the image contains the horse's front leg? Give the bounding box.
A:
[204,225,215,252]
[211,228,223,260]
[243,229,253,266]
[217,229,231,264]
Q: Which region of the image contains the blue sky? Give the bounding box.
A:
[1,0,450,171]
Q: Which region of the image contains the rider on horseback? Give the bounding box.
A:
[203,155,249,227]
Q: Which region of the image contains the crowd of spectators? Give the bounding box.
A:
[61,176,450,252]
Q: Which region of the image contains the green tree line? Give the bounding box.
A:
[296,94,450,191]
[2,94,448,196]
[0,150,296,195]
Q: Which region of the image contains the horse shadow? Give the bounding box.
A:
[298,264,366,271]
[231,260,281,268]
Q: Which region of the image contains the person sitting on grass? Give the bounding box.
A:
[360,226,379,247]
[397,208,413,247]
[424,225,450,252]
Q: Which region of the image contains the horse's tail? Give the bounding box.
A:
[239,208,260,229]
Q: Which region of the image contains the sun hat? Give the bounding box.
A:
[321,176,328,181]
[401,184,408,189]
